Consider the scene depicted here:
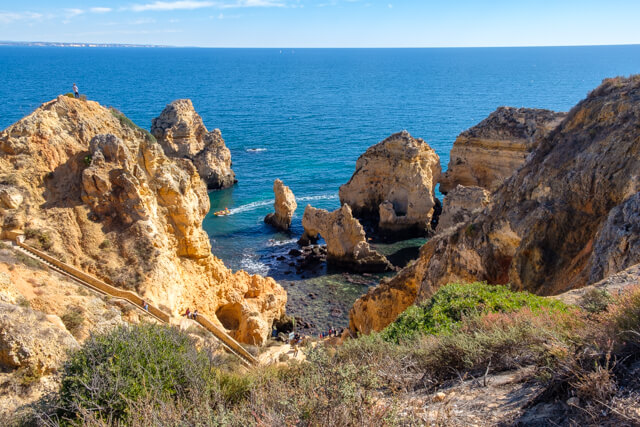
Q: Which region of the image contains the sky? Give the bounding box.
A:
[0,0,639,47]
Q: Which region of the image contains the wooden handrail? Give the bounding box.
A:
[14,235,258,365]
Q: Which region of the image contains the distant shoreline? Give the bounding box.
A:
[1,41,639,49]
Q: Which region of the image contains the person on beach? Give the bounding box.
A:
[73,83,79,98]
[184,308,191,319]
[141,300,149,311]
[193,309,198,320]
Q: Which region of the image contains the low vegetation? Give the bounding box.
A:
[24,227,53,251]
[15,283,640,425]
[60,306,85,336]
[109,107,157,143]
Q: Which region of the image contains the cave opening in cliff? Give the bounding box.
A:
[215,303,242,331]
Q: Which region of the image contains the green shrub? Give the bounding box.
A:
[64,93,75,98]
[98,239,111,249]
[579,287,613,314]
[83,154,92,167]
[15,252,43,269]
[61,307,85,336]
[383,282,569,343]
[24,227,53,250]
[16,296,31,308]
[109,108,156,143]
[59,323,215,423]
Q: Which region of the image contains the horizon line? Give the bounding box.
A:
[2,41,640,49]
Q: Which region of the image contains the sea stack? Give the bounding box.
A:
[151,99,236,190]
[339,131,441,238]
[264,179,297,231]
[301,204,392,273]
[439,107,566,193]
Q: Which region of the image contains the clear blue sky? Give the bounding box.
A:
[1,0,639,47]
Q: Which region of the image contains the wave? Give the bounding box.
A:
[266,238,297,247]
[218,193,339,216]
[239,252,269,276]
[297,194,339,202]
[245,148,267,152]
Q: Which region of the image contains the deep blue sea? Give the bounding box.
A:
[2,46,640,331]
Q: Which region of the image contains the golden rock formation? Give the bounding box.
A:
[0,96,286,344]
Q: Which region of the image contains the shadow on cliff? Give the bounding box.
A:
[40,152,88,210]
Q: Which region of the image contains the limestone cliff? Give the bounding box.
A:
[264,179,297,231]
[339,131,441,237]
[436,185,491,234]
[301,204,392,272]
[151,99,236,190]
[0,96,285,344]
[350,76,640,334]
[439,107,566,193]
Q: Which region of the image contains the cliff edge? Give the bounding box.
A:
[0,96,285,344]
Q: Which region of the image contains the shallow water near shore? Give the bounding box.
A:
[2,46,640,332]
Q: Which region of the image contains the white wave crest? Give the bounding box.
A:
[239,253,269,276]
[245,148,267,152]
[297,194,339,202]
[266,238,297,247]
[216,193,338,217]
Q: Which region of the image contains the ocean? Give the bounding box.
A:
[2,45,640,332]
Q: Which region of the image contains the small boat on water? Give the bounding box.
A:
[214,208,231,216]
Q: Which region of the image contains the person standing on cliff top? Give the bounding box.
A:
[73,83,79,98]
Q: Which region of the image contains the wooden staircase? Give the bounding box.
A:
[11,235,259,367]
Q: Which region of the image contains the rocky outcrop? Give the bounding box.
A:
[554,263,640,307]
[0,186,22,210]
[588,192,640,284]
[301,204,392,272]
[151,99,236,190]
[0,302,78,375]
[436,185,491,233]
[439,107,566,193]
[350,76,640,334]
[0,95,286,345]
[339,131,441,237]
[264,179,297,231]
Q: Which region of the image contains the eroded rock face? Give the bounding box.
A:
[436,185,491,234]
[264,179,297,231]
[588,192,640,284]
[350,76,640,334]
[439,107,566,193]
[0,302,78,375]
[0,95,285,345]
[151,99,236,190]
[0,186,22,210]
[339,131,441,237]
[301,204,391,272]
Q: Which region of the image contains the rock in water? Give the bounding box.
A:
[0,95,285,345]
[350,76,640,334]
[264,179,297,231]
[436,185,491,234]
[301,204,392,272]
[151,99,236,190]
[439,107,566,193]
[339,130,441,238]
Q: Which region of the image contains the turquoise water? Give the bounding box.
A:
[2,46,640,331]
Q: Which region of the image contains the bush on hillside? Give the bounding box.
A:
[109,107,157,143]
[382,282,569,343]
[58,323,215,423]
